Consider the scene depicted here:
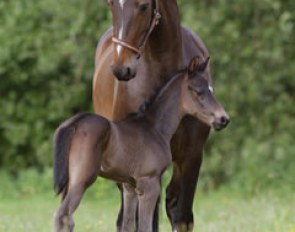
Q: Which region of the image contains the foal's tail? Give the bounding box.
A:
[53,113,90,195]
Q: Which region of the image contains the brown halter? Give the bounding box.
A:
[112,0,161,57]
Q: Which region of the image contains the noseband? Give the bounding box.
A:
[112,0,161,57]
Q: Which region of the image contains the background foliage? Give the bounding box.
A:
[0,0,294,192]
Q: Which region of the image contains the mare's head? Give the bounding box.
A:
[182,57,230,131]
[107,0,160,81]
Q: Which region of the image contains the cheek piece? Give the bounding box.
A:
[112,0,161,58]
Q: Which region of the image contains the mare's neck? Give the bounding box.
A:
[145,74,185,141]
[111,1,182,121]
[145,0,182,66]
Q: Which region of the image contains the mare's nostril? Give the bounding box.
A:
[111,65,121,79]
[126,67,131,75]
[111,65,136,81]
[130,68,136,78]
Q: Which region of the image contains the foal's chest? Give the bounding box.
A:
[100,122,170,180]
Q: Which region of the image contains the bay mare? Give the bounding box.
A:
[93,0,215,231]
[53,58,229,232]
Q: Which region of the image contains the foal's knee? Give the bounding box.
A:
[137,177,161,199]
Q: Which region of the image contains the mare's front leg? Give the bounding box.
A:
[121,183,138,232]
[137,177,161,232]
[166,116,210,232]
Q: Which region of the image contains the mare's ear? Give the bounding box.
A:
[188,57,199,75]
[198,57,210,72]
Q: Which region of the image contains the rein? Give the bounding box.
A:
[112,0,161,57]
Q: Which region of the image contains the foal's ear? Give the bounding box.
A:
[198,57,210,72]
[188,57,199,75]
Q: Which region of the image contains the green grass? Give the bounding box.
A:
[0,187,294,232]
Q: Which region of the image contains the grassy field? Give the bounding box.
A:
[0,186,294,232]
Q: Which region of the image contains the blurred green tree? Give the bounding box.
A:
[0,0,110,171]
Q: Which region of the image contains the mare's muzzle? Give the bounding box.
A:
[111,64,136,81]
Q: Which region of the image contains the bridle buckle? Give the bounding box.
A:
[154,10,161,26]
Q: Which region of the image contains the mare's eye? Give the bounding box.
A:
[138,3,149,13]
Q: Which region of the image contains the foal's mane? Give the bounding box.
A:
[128,68,187,118]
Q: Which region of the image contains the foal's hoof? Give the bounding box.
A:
[173,222,193,232]
[53,215,74,232]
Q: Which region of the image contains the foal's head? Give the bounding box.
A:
[107,0,159,81]
[182,57,230,131]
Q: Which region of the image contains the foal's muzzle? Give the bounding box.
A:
[213,115,230,131]
[111,64,136,81]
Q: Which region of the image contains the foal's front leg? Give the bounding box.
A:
[121,183,138,232]
[137,177,161,232]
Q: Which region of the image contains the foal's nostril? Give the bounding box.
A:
[220,116,230,126]
[213,114,230,131]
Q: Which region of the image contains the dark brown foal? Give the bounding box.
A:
[53,57,229,232]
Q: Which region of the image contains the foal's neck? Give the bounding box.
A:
[145,74,185,141]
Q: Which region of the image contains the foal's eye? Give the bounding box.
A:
[189,85,203,97]
[196,90,203,96]
[138,3,149,13]
[195,87,205,97]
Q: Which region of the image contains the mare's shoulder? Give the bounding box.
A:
[95,27,113,66]
[97,27,113,47]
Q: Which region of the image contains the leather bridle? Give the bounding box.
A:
[112,0,161,57]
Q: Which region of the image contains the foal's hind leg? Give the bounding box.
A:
[137,177,161,232]
[121,183,138,232]
[54,134,103,231]
[54,184,87,232]
[54,169,99,232]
